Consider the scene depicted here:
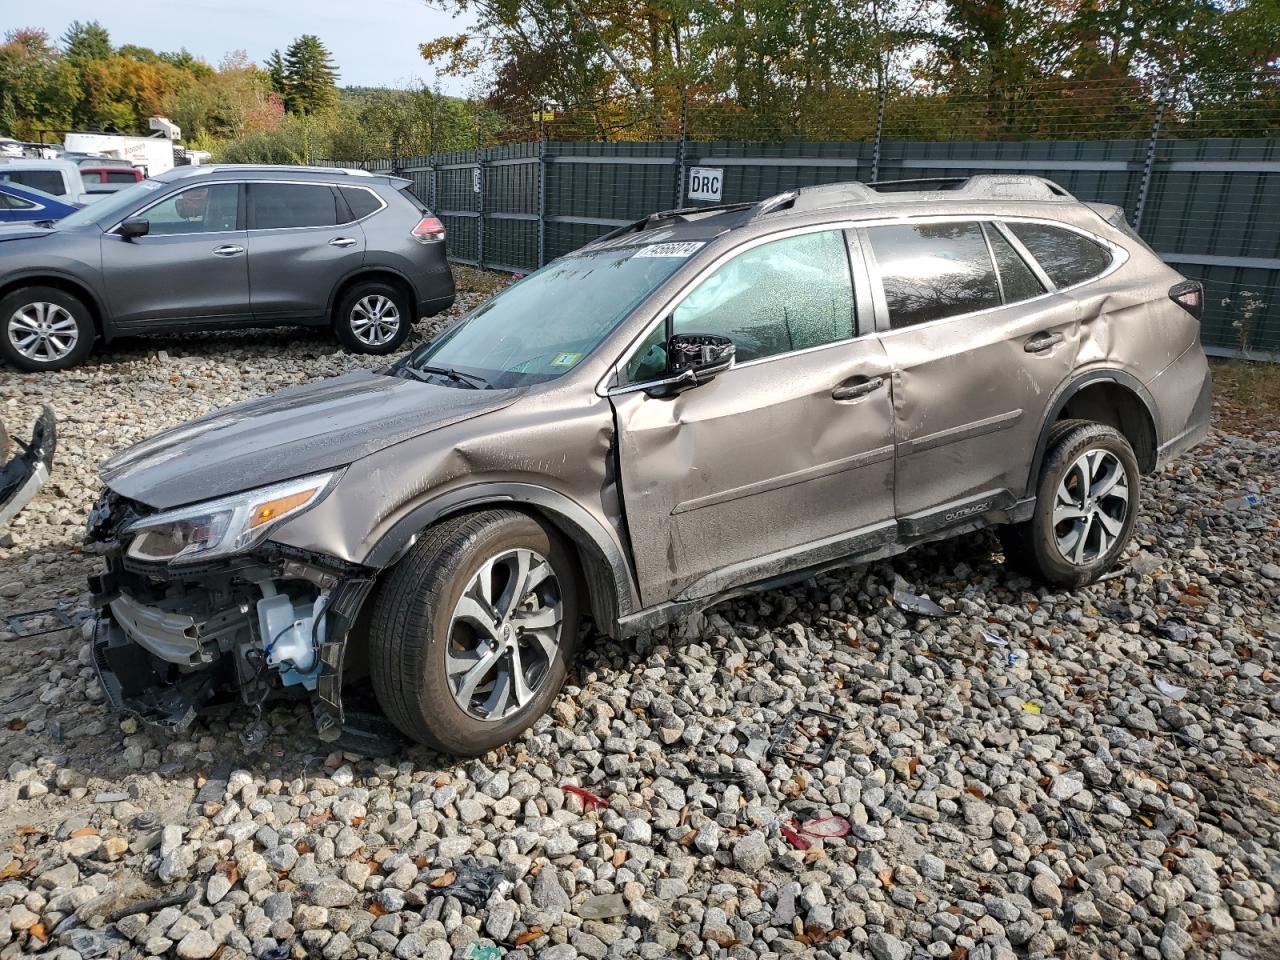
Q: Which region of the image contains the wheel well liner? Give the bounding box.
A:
[328,269,419,321]
[1026,370,1161,495]
[363,484,638,635]
[0,274,105,338]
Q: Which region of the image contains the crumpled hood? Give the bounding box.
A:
[101,370,520,509]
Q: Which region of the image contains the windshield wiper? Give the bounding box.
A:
[401,364,490,389]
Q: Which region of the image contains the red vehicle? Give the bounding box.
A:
[80,164,144,197]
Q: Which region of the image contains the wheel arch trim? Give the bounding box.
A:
[362,482,639,626]
[1025,367,1162,496]
[326,266,422,320]
[0,271,108,338]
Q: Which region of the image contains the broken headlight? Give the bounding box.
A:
[124,473,335,565]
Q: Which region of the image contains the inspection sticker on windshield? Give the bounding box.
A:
[550,352,583,367]
[634,241,705,258]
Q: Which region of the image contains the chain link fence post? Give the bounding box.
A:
[538,102,548,268]
[475,118,485,270]
[674,93,688,209]
[1132,78,1170,233]
[870,65,887,183]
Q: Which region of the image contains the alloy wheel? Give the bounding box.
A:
[8,302,78,363]
[349,295,402,347]
[1053,448,1130,566]
[446,548,563,721]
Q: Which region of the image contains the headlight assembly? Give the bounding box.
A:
[124,472,336,564]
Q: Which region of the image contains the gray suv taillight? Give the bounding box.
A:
[411,216,446,243]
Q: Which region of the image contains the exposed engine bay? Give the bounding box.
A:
[84,489,373,746]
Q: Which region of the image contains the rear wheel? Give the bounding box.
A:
[1000,421,1139,587]
[0,286,94,372]
[333,280,412,355]
[367,510,580,755]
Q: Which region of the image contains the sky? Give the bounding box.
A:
[12,0,477,93]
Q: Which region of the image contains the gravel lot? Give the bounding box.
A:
[1,268,1278,960]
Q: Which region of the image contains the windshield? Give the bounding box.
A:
[401,243,696,388]
[53,178,164,230]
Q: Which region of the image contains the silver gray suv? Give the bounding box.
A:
[85,176,1211,755]
[0,165,454,371]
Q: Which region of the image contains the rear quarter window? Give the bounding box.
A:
[340,186,383,220]
[1006,222,1113,289]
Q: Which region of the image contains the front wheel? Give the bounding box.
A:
[333,281,412,355]
[1000,422,1140,587]
[367,510,580,755]
[0,286,95,372]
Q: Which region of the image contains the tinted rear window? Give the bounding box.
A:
[248,182,338,229]
[341,186,382,220]
[105,170,139,183]
[1,171,64,195]
[1006,222,1112,289]
[866,221,1001,329]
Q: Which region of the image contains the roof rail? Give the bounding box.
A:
[750,174,1074,220]
[208,163,375,177]
[865,175,1072,201]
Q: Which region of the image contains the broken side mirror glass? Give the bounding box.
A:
[645,333,734,396]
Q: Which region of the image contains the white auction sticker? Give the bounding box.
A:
[633,241,705,258]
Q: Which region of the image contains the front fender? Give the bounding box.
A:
[362,482,638,627]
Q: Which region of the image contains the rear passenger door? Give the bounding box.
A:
[245,181,367,321]
[865,219,1083,528]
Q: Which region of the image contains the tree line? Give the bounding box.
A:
[423,0,1280,140]
[0,22,478,162]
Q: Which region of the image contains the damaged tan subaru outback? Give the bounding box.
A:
[86,176,1212,755]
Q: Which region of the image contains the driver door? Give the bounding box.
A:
[101,182,250,329]
[609,228,897,607]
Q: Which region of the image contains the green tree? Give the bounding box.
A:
[60,20,111,64]
[282,34,338,114]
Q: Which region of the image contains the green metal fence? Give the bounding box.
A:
[326,134,1280,357]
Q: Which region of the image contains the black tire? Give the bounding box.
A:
[0,286,95,372]
[367,510,581,755]
[1000,421,1140,587]
[332,280,413,355]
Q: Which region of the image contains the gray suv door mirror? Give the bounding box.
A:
[118,218,149,239]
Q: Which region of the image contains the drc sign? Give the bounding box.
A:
[687,166,724,202]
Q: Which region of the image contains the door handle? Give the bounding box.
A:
[328,237,357,248]
[1024,332,1064,353]
[832,376,885,401]
[211,244,244,257]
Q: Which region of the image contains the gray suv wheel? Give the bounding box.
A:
[333,280,412,355]
[0,286,94,372]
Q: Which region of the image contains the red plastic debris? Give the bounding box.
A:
[561,784,607,811]
[780,820,811,850]
[799,815,851,838]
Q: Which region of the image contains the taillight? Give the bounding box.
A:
[411,216,446,243]
[1169,280,1203,319]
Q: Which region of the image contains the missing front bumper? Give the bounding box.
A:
[92,615,224,730]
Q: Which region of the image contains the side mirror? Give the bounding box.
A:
[641,333,735,397]
[118,218,149,239]
[668,333,735,381]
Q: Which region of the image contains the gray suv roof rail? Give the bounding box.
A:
[194,164,376,177]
